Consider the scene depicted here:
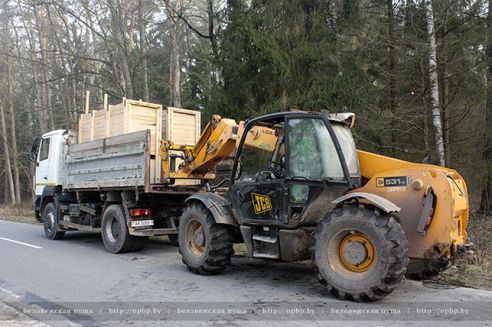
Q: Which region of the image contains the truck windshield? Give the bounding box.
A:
[331,123,360,178]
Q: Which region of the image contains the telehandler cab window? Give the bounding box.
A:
[236,124,283,180]
[288,118,344,181]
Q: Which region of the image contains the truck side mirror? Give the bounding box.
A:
[29,137,40,162]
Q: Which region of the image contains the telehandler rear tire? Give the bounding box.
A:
[179,203,234,275]
[314,203,408,301]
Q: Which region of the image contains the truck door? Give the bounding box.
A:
[35,136,52,196]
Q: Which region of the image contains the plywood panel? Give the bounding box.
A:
[162,107,201,144]
[78,113,93,143]
[93,110,109,140]
[127,103,160,155]
[109,104,125,136]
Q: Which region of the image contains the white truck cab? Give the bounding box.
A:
[29,129,74,222]
[32,130,68,196]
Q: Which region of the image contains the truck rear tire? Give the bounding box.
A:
[179,203,234,275]
[102,204,138,254]
[314,204,408,301]
[43,202,65,240]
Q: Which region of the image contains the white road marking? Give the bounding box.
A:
[0,286,21,299]
[0,237,42,249]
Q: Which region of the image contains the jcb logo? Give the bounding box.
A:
[252,193,272,214]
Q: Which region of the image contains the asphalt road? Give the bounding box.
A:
[0,219,491,327]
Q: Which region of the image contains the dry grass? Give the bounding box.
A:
[436,211,492,290]
[0,204,35,224]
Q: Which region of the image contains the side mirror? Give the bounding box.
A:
[29,137,40,162]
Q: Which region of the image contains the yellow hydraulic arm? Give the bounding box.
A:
[160,115,278,181]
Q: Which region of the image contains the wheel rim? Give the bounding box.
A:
[45,210,55,234]
[105,216,120,243]
[338,232,375,273]
[186,220,206,256]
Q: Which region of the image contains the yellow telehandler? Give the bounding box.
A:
[162,110,470,301]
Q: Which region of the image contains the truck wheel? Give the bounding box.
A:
[101,204,136,254]
[179,203,234,275]
[43,202,65,240]
[314,204,408,301]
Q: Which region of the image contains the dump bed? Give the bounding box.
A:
[64,130,151,191]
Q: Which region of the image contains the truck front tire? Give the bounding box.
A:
[43,202,65,240]
[314,204,409,301]
[179,203,234,274]
[102,204,145,253]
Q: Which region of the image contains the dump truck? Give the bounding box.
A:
[31,102,471,300]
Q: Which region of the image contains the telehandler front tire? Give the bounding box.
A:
[179,203,234,275]
[314,204,408,301]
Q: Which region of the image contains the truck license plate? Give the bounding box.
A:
[131,220,154,228]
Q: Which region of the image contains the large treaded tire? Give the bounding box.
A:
[179,203,234,275]
[43,202,65,240]
[314,203,409,301]
[102,204,143,254]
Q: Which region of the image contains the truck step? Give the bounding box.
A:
[59,220,95,231]
[253,251,279,259]
[129,228,178,237]
[252,235,277,244]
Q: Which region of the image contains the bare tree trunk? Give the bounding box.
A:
[0,101,16,206]
[81,1,103,104]
[2,5,22,204]
[23,6,48,133]
[207,0,218,60]
[34,3,55,130]
[138,0,149,102]
[420,57,430,154]
[170,22,181,107]
[439,10,451,165]
[108,0,133,98]
[387,0,397,155]
[480,0,492,213]
[424,0,445,166]
[6,62,21,204]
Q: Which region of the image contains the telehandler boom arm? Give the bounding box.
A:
[160,115,277,180]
